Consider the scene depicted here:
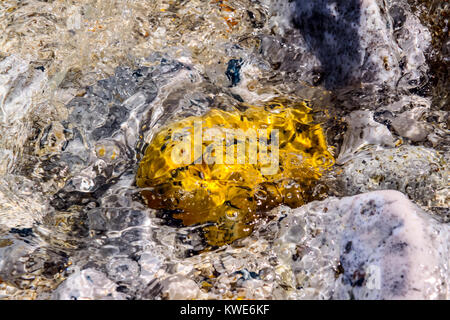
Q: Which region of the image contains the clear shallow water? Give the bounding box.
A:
[0,0,448,299]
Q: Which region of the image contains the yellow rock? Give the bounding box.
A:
[136,100,334,246]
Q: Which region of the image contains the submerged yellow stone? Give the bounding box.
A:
[136,100,334,247]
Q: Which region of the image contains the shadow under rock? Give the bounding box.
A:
[292,0,362,90]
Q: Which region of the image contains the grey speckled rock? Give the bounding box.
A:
[277,190,449,299]
[329,144,448,222]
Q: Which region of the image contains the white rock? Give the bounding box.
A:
[162,275,200,300]
[0,55,46,174]
[337,110,394,164]
[52,268,127,300]
[391,108,430,142]
[277,190,449,299]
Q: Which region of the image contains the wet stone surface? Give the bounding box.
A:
[52,190,449,300]
[0,0,448,299]
[136,101,334,247]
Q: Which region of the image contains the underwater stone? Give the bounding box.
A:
[390,108,430,142]
[66,67,157,143]
[50,188,448,300]
[0,55,46,125]
[0,55,46,174]
[225,58,243,87]
[0,174,47,229]
[0,238,35,283]
[330,144,448,221]
[337,191,449,299]
[276,190,449,299]
[337,110,394,164]
[161,275,200,300]
[127,190,448,300]
[136,100,334,246]
[52,268,127,300]
[267,0,430,91]
[106,257,140,283]
[50,59,192,213]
